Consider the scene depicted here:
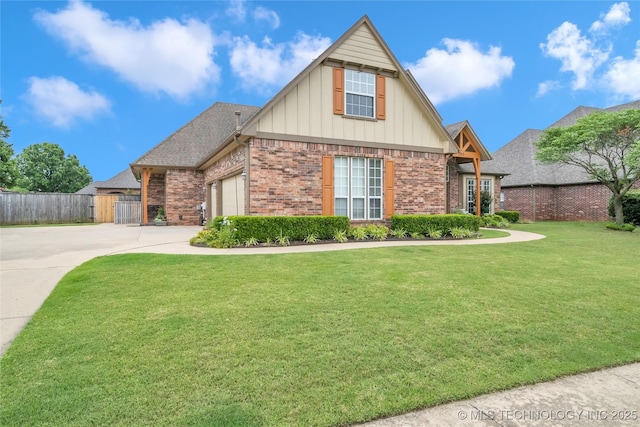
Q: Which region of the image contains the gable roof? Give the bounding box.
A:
[495,100,640,187]
[132,102,260,169]
[231,15,457,156]
[445,120,492,161]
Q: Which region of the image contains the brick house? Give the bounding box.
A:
[130,15,501,226]
[485,100,640,221]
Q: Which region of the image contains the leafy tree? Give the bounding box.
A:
[536,109,640,225]
[16,142,92,193]
[0,103,19,188]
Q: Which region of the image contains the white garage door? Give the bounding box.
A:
[221,174,245,216]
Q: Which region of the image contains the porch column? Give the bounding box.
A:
[473,158,481,216]
[141,168,152,223]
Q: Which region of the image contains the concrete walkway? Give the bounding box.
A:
[1,224,637,426]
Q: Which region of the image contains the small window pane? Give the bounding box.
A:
[335,198,348,216]
[352,198,365,219]
[369,198,381,219]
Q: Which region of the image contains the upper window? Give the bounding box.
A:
[345,70,375,118]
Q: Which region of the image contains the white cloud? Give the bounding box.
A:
[253,6,280,29]
[405,39,515,105]
[26,76,111,128]
[590,2,631,33]
[604,40,640,99]
[540,22,609,90]
[229,32,331,94]
[536,80,563,97]
[34,0,219,99]
[226,0,246,22]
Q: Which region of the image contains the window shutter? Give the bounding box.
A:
[376,75,386,120]
[322,156,334,215]
[333,68,344,115]
[384,159,394,218]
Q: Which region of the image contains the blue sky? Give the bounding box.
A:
[2,0,639,181]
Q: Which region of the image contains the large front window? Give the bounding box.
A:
[335,157,382,219]
[345,70,375,118]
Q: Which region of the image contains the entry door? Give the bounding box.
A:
[221,174,245,216]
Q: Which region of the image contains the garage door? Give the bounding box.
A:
[221,174,245,216]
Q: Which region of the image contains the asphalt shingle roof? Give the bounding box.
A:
[494,100,640,187]
[132,102,260,168]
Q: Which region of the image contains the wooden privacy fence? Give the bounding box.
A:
[0,193,93,225]
[114,201,141,224]
[0,193,142,225]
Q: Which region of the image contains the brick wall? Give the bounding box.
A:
[203,146,246,183]
[502,181,640,221]
[146,173,166,221]
[165,169,204,225]
[248,138,446,216]
[446,160,460,212]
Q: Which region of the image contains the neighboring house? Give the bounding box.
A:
[76,168,141,196]
[131,15,501,226]
[486,100,640,221]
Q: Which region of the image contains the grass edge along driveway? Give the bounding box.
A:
[1,222,638,426]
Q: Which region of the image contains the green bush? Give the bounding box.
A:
[608,190,640,225]
[605,222,636,232]
[480,214,510,228]
[390,214,480,235]
[495,210,520,223]
[209,216,350,242]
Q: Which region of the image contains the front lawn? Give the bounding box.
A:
[1,222,639,426]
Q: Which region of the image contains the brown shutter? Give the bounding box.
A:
[322,156,334,215]
[376,75,386,120]
[333,68,344,115]
[384,159,394,218]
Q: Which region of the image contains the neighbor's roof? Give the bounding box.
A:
[495,100,640,187]
[97,168,140,189]
[75,168,141,195]
[131,102,260,168]
[75,181,102,195]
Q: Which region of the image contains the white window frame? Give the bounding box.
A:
[344,69,376,118]
[334,157,383,220]
[466,177,493,214]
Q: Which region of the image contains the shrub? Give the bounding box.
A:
[303,233,319,244]
[480,214,510,228]
[333,229,348,243]
[365,224,389,241]
[608,190,640,225]
[391,214,480,235]
[210,216,350,241]
[449,227,467,239]
[425,226,443,240]
[605,222,636,232]
[495,210,520,223]
[389,227,408,238]
[350,226,369,241]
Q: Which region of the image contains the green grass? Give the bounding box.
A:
[1,222,639,426]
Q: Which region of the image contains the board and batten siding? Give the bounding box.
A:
[256,64,448,151]
[330,24,396,71]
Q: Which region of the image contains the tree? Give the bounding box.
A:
[536,109,640,226]
[16,142,92,193]
[0,103,19,188]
